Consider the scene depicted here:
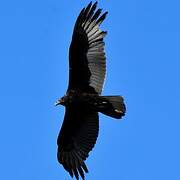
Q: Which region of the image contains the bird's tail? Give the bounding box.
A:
[94,96,126,119]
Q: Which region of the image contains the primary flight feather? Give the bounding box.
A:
[55,2,126,179]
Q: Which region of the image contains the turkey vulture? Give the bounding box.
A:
[55,2,126,179]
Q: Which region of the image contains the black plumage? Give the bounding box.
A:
[55,2,126,179]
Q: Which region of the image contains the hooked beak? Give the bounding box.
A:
[54,99,63,106]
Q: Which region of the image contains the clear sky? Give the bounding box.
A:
[0,0,180,180]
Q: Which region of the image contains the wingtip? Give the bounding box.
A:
[93,1,98,9]
[82,162,89,173]
[86,1,93,10]
[94,1,98,5]
[99,8,103,13]
[104,11,108,16]
[73,168,79,180]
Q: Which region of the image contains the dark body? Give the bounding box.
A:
[55,2,126,180]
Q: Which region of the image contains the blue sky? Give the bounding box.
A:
[0,0,180,179]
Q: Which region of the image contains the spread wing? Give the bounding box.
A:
[68,2,107,94]
[57,107,99,180]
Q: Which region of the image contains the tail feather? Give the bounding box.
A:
[95,96,126,119]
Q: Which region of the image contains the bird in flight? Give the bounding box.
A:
[55,1,126,179]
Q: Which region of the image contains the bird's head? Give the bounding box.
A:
[55,96,67,106]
